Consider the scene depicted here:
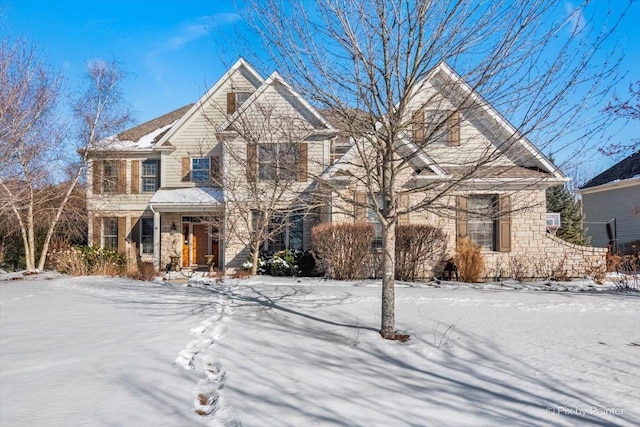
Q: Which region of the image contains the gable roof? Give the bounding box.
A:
[219,71,335,133]
[581,150,640,189]
[156,58,265,147]
[324,62,566,183]
[427,62,565,180]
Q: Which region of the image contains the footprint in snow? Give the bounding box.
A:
[190,325,207,335]
[203,362,226,384]
[210,324,228,340]
[194,387,219,416]
[175,353,194,370]
[194,359,226,416]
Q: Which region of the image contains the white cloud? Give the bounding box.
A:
[565,2,587,34]
[159,13,241,53]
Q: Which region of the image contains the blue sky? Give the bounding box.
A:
[1,0,638,176]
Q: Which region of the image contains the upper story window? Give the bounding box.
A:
[141,160,159,193]
[102,160,118,193]
[227,91,252,114]
[258,143,299,181]
[330,139,351,165]
[468,195,498,250]
[191,158,211,183]
[412,109,460,146]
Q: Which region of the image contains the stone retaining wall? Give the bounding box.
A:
[483,233,608,281]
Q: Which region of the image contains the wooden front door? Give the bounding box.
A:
[192,224,208,266]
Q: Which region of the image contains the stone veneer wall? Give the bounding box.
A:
[160,212,182,269]
[482,233,608,281]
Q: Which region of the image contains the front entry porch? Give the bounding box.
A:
[148,187,225,271]
[180,218,220,269]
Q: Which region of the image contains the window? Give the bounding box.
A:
[103,161,118,193]
[367,195,383,248]
[413,110,460,146]
[330,140,351,165]
[254,211,304,252]
[141,160,159,192]
[103,218,118,250]
[140,218,154,255]
[191,158,210,183]
[468,195,498,250]
[426,110,451,145]
[258,143,298,181]
[227,91,252,114]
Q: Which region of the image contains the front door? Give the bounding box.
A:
[192,224,208,266]
[181,219,220,267]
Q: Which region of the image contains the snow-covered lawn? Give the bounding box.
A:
[1,274,638,426]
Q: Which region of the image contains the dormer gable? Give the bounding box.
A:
[219,71,335,135]
[407,62,564,180]
[157,58,264,148]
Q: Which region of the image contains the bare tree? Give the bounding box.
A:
[208,94,324,275]
[0,37,131,271]
[602,80,639,157]
[238,0,627,339]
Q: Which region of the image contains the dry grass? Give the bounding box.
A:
[454,237,485,283]
[232,270,252,279]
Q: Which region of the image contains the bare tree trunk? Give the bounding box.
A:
[251,244,260,276]
[26,196,36,271]
[36,169,84,271]
[380,220,396,339]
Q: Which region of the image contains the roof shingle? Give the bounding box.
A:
[117,104,193,143]
[581,151,640,189]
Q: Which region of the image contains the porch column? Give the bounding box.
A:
[153,210,161,269]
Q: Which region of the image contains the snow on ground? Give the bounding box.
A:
[1,273,639,426]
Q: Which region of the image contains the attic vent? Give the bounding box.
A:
[227,92,251,114]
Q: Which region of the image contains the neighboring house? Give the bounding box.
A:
[86,59,606,278]
[579,151,640,252]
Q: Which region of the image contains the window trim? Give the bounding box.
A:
[139,217,154,255]
[103,217,118,250]
[366,194,383,248]
[467,195,498,251]
[414,109,460,146]
[258,143,298,181]
[254,211,304,253]
[102,160,118,193]
[191,157,211,183]
[141,160,159,193]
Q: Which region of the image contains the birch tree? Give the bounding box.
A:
[238,0,627,339]
[0,37,130,271]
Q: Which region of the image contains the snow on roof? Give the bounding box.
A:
[149,187,224,206]
[91,104,193,152]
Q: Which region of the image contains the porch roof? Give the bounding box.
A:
[149,187,223,211]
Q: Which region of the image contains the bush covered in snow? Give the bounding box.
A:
[269,250,297,276]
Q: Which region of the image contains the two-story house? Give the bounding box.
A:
[86,59,606,279]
